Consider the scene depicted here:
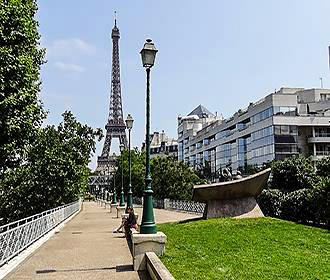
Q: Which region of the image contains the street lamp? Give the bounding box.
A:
[119,144,125,207]
[112,153,117,204]
[125,114,134,211]
[107,163,111,198]
[139,39,158,234]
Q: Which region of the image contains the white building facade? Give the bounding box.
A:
[178,88,330,173]
[142,131,178,159]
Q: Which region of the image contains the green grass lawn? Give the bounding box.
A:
[157,218,329,280]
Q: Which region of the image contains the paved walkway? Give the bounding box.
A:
[5,202,200,280]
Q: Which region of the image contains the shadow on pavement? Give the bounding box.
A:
[36,264,135,274]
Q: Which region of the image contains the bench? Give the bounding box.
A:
[130,228,138,235]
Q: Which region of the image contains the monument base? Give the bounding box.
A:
[132,232,167,271]
[204,197,264,219]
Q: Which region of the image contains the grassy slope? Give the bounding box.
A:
[158,218,329,280]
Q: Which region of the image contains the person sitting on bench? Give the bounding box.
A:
[113,206,137,235]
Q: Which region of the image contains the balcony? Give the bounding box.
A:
[307,136,330,143]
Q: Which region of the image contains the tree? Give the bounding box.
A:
[194,161,212,182]
[0,1,104,225]
[0,112,102,223]
[114,148,146,199]
[150,157,202,200]
[0,0,46,174]
[114,153,204,201]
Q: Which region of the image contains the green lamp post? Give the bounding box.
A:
[125,114,134,210]
[139,39,158,234]
[112,153,117,204]
[119,144,125,207]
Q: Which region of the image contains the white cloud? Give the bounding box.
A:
[54,62,85,72]
[46,38,96,58]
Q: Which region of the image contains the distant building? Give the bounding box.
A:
[178,88,330,173]
[177,105,222,172]
[142,131,178,159]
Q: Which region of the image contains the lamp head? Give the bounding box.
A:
[140,39,158,68]
[125,114,134,129]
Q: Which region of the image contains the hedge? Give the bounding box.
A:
[257,180,329,228]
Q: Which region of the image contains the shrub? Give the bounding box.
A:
[257,189,283,217]
[311,178,330,227]
[271,156,319,192]
[258,181,329,227]
[316,157,330,178]
[280,189,314,224]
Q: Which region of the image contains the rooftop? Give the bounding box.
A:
[188,105,214,118]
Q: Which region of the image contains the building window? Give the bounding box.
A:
[315,144,330,156]
[251,107,273,124]
[273,106,296,116]
[320,94,330,101]
[203,139,210,146]
[274,125,298,159]
[315,127,330,137]
[236,123,246,130]
[274,125,297,136]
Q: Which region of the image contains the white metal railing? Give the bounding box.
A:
[164,199,205,214]
[0,200,81,267]
[134,197,205,214]
[316,150,330,156]
[315,132,330,137]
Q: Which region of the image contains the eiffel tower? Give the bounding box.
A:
[97,17,127,172]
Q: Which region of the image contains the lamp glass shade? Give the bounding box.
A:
[140,39,158,68]
[125,114,134,129]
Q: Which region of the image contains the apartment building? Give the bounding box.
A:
[142,130,178,159]
[177,88,330,173]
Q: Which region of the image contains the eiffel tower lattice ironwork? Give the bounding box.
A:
[97,18,127,172]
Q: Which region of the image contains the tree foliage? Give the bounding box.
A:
[258,156,330,227]
[270,156,318,192]
[114,154,203,201]
[0,112,102,223]
[151,157,202,200]
[114,148,146,198]
[0,0,46,174]
[316,156,330,178]
[0,1,102,225]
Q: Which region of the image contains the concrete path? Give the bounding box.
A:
[5,202,200,280]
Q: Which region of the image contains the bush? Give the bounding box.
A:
[280,189,314,224]
[258,181,329,227]
[316,157,330,178]
[257,189,283,217]
[312,178,330,227]
[271,156,319,192]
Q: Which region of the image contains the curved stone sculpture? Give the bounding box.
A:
[193,168,271,219]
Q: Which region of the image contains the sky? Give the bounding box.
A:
[36,0,330,169]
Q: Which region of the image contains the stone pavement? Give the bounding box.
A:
[5,201,200,280]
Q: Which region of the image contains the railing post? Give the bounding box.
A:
[164,199,169,210]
